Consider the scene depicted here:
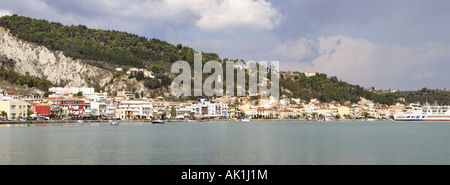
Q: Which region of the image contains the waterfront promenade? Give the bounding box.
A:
[0,118,391,125]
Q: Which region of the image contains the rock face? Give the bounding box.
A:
[0,27,113,88]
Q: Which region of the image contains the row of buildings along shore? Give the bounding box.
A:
[0,87,414,121]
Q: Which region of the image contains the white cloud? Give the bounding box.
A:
[194,0,283,32]
[272,38,321,60]
[0,9,11,17]
[2,0,282,34]
[272,36,450,89]
[118,0,283,32]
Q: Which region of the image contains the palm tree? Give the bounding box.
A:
[239,112,246,118]
[311,112,318,119]
[189,112,195,120]
[1,111,7,120]
[161,112,167,120]
[318,114,324,120]
[344,114,351,119]
[362,112,370,119]
[302,113,307,119]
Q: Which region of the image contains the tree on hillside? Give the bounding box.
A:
[136,71,144,82]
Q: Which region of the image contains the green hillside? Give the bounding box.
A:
[393,88,450,105]
[0,14,220,71]
[280,72,398,105]
[2,15,447,106]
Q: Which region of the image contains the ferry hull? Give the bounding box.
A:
[395,119,450,121]
[395,116,450,121]
[395,105,450,121]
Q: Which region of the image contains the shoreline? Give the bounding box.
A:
[0,118,393,125]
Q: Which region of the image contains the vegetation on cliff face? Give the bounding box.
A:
[0,62,52,91]
[0,14,221,71]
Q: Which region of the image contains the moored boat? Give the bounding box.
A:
[109,120,119,125]
[152,119,164,124]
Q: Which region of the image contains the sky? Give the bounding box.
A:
[1,0,450,90]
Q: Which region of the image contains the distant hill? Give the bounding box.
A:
[393,88,450,106]
[279,72,398,105]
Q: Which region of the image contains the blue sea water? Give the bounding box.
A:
[0,121,449,165]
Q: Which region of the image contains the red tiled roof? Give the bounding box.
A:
[46,97,64,100]
[257,108,275,111]
[281,110,293,112]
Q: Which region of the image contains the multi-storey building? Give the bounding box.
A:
[105,104,116,119]
[257,108,276,118]
[117,99,153,119]
[90,101,107,118]
[194,99,225,118]
[45,98,88,118]
[0,100,29,120]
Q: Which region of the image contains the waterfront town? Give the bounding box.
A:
[0,85,411,122]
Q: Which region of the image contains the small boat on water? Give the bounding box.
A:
[77,120,84,123]
[152,119,164,124]
[109,120,119,125]
[241,119,250,122]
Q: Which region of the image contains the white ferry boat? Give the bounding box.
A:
[394,104,450,121]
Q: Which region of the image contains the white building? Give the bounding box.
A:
[116,99,153,119]
[49,87,95,96]
[126,68,154,78]
[90,101,107,117]
[117,91,134,99]
[194,99,225,118]
[105,104,115,119]
[305,70,316,77]
[86,92,108,101]
[242,108,257,119]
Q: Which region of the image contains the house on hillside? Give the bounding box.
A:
[304,70,316,77]
[126,68,155,78]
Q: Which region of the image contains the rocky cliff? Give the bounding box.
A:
[0,27,113,88]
